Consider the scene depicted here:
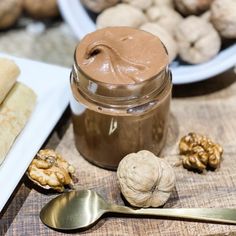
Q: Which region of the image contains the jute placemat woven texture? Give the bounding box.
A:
[2,70,236,236]
[1,22,236,236]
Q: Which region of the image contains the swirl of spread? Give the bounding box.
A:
[85,40,149,83]
[76,27,168,85]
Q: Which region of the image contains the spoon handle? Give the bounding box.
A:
[110,205,236,224]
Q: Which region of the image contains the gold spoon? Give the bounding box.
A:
[40,190,236,231]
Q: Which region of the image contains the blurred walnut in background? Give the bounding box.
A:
[174,0,213,15]
[154,0,174,8]
[91,0,236,65]
[122,0,152,10]
[175,16,221,64]
[0,0,22,29]
[96,4,147,29]
[146,6,183,35]
[210,0,236,38]
[0,0,60,30]
[23,0,59,19]
[81,0,119,13]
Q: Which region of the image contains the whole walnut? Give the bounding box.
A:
[96,4,147,29]
[179,133,223,172]
[140,23,178,62]
[117,150,176,208]
[175,16,221,64]
[174,0,213,15]
[81,0,119,13]
[0,0,22,29]
[146,6,183,35]
[211,0,236,38]
[23,0,59,19]
[122,0,153,10]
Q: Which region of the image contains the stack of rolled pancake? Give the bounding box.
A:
[0,58,37,165]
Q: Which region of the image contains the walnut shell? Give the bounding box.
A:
[175,16,221,64]
[117,150,176,208]
[140,23,178,62]
[122,0,153,10]
[201,10,211,21]
[210,0,236,38]
[27,149,75,192]
[154,0,174,8]
[23,0,59,19]
[81,0,119,13]
[179,133,223,172]
[174,0,213,15]
[96,4,147,29]
[0,0,22,29]
[146,6,183,35]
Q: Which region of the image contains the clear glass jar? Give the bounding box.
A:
[70,60,172,170]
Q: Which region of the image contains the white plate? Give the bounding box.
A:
[0,53,70,212]
[58,0,236,84]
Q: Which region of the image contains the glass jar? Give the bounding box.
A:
[70,60,172,170]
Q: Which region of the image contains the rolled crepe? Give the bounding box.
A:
[0,82,37,165]
[0,58,20,104]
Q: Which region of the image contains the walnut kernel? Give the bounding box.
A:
[27,149,75,192]
[179,132,223,172]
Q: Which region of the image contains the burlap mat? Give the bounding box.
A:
[1,69,236,236]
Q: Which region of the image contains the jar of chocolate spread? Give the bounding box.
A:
[70,27,172,170]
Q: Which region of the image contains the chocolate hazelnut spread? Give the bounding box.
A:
[70,27,172,170]
[75,27,168,85]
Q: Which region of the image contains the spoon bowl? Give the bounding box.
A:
[40,190,236,231]
[40,190,109,230]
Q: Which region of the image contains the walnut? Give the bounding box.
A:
[210,0,236,38]
[201,10,211,21]
[175,16,221,64]
[117,150,176,208]
[0,0,22,29]
[154,0,174,8]
[96,4,147,29]
[140,23,178,62]
[146,6,183,35]
[122,0,153,10]
[179,133,223,172]
[174,0,213,15]
[81,0,119,13]
[23,0,59,19]
[27,149,75,192]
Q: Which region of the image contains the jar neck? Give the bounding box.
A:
[71,63,171,109]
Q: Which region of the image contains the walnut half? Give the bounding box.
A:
[27,149,75,192]
[179,133,223,172]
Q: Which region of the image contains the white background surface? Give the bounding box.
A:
[58,0,236,84]
[0,53,70,212]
